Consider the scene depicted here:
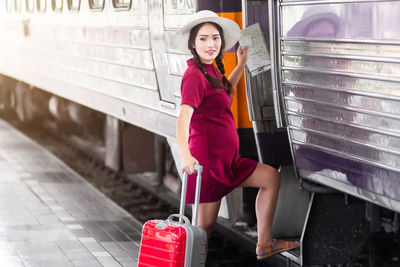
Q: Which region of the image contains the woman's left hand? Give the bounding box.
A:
[237,45,249,68]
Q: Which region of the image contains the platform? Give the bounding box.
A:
[0,119,142,267]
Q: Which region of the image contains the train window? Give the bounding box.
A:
[37,0,46,12]
[112,0,131,9]
[52,0,63,12]
[6,0,22,13]
[67,0,80,11]
[6,0,13,13]
[89,0,104,11]
[14,0,22,13]
[26,0,35,12]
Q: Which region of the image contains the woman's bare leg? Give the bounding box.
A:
[239,163,282,254]
[195,200,221,237]
[194,200,221,262]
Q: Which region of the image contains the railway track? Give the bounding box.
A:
[0,113,270,267]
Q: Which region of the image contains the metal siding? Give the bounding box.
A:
[279,1,400,209]
[0,5,182,137]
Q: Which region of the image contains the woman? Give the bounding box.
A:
[175,10,299,260]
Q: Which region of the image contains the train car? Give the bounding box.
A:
[0,0,252,219]
[266,0,400,265]
[0,0,399,266]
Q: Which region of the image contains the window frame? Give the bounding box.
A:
[36,0,46,12]
[6,0,22,13]
[26,0,35,13]
[6,0,13,13]
[88,0,104,11]
[67,0,80,11]
[112,0,131,10]
[14,0,22,13]
[52,0,63,12]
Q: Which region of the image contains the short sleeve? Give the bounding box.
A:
[180,72,205,109]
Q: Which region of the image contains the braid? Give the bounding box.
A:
[191,48,207,75]
[191,48,221,89]
[215,54,232,95]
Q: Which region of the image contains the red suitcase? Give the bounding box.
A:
[138,164,207,267]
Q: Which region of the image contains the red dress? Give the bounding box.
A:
[181,59,258,204]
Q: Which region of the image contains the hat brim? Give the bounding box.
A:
[174,16,240,53]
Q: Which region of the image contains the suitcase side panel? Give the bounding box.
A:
[183,224,207,267]
[138,220,187,267]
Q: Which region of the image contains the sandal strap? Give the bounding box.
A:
[256,238,276,248]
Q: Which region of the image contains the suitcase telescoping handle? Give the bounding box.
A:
[180,164,203,226]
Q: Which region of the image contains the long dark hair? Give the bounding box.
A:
[188,22,233,95]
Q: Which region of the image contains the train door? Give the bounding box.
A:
[241,0,311,265]
[148,0,196,105]
[148,0,172,104]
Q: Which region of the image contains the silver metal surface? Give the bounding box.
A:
[283,81,400,102]
[244,70,256,121]
[272,165,309,243]
[180,165,203,226]
[282,37,400,46]
[293,140,400,176]
[299,168,400,214]
[167,53,192,76]
[290,127,400,171]
[284,86,400,116]
[148,0,175,103]
[284,66,400,83]
[282,1,400,41]
[4,64,177,138]
[282,70,400,98]
[253,121,264,163]
[243,0,280,141]
[275,0,400,210]
[274,0,301,183]
[242,0,248,32]
[292,125,400,157]
[299,192,314,266]
[192,164,203,226]
[284,96,400,121]
[269,0,284,128]
[288,113,400,145]
[283,55,400,77]
[287,111,400,139]
[163,0,196,99]
[285,99,400,134]
[282,45,400,62]
[105,115,121,171]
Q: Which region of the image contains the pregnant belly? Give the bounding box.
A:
[205,118,239,159]
[189,118,238,153]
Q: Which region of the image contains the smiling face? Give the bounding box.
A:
[193,23,222,64]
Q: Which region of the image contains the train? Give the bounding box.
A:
[1,0,399,266]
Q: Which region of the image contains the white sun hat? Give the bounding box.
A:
[174,10,241,52]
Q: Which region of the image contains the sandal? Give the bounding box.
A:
[256,239,300,260]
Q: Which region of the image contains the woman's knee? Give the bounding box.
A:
[262,164,280,190]
[198,220,215,236]
[197,215,217,237]
[272,167,280,188]
[196,201,220,236]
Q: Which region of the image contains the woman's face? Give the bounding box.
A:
[193,23,222,64]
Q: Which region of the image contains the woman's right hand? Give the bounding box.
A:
[181,153,199,175]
